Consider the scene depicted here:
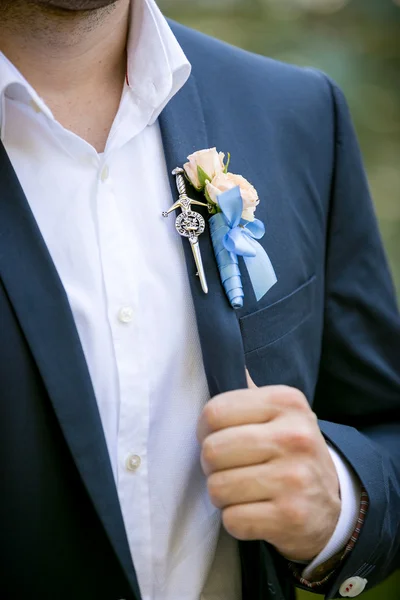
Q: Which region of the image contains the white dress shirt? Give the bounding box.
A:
[0,1,360,598]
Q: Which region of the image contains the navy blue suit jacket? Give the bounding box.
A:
[0,21,399,600]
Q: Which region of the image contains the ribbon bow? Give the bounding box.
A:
[218,186,277,301]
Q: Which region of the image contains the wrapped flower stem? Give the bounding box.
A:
[209,212,244,309]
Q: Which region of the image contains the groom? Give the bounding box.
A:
[0,0,399,599]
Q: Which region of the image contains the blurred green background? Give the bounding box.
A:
[159,0,400,598]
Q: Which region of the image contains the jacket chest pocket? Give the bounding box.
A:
[239,275,317,354]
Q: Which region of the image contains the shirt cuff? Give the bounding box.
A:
[301,444,362,580]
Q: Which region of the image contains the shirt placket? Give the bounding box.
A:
[95,157,153,599]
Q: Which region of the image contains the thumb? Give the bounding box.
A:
[246,369,257,389]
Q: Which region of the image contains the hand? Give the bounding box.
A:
[197,377,341,561]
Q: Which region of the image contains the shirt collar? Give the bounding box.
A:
[0,0,191,128]
[126,0,191,123]
[0,51,55,123]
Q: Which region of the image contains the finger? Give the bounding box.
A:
[222,501,278,542]
[207,462,276,508]
[197,388,280,443]
[197,386,310,443]
[200,423,279,475]
[207,458,315,508]
[246,369,257,389]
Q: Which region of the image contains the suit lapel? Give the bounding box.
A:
[159,75,247,396]
[0,143,140,598]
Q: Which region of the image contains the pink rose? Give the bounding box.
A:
[206,172,259,220]
[184,148,226,190]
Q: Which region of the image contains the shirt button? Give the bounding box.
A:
[339,577,368,597]
[100,164,110,182]
[118,306,133,324]
[125,454,141,472]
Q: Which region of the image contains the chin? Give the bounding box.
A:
[37,0,119,10]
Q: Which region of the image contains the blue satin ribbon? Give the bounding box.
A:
[209,186,277,308]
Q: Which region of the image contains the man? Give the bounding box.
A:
[0,0,399,599]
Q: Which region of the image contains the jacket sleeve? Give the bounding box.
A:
[305,75,400,598]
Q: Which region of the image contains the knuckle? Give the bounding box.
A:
[202,401,221,433]
[281,426,316,454]
[201,438,218,469]
[222,507,251,540]
[283,387,309,412]
[284,464,311,490]
[281,501,307,529]
[292,428,315,452]
[207,473,226,507]
[222,507,238,538]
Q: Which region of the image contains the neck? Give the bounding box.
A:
[0,0,130,151]
[0,0,130,98]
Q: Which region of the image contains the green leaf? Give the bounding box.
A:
[204,186,218,214]
[223,152,231,174]
[197,165,211,189]
[184,170,202,191]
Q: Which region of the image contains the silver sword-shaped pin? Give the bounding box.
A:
[162,168,209,294]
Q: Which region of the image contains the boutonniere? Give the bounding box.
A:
[163,148,277,309]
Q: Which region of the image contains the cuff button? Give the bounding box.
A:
[339,576,368,597]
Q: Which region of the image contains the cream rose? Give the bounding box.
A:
[241,206,257,221]
[206,172,259,220]
[184,148,226,190]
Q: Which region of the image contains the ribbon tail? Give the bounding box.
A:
[209,212,244,309]
[243,238,277,301]
[217,186,243,228]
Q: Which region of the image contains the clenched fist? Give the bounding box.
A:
[197,380,341,561]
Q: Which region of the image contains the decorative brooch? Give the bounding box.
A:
[163,148,277,309]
